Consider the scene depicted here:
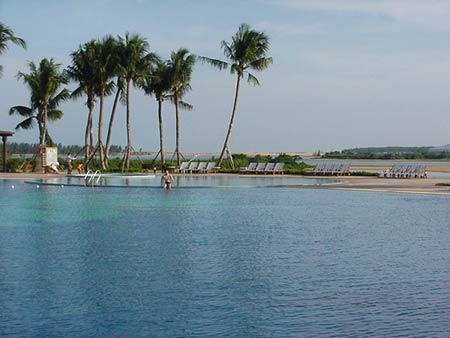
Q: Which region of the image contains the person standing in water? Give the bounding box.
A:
[66,153,77,174]
[162,170,174,189]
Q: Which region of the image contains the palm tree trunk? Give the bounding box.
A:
[174,96,181,167]
[217,74,241,168]
[41,105,48,146]
[105,87,121,162]
[89,112,94,156]
[98,90,106,169]
[121,79,131,172]
[85,99,94,162]
[38,114,44,146]
[158,98,165,168]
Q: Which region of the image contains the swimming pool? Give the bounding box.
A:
[25,174,339,188]
[1,180,450,336]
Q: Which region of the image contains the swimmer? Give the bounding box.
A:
[162,170,174,189]
[76,162,84,174]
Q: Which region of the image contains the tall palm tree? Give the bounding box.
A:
[66,40,97,162]
[167,48,195,167]
[105,42,126,163]
[91,36,117,169]
[140,60,172,168]
[200,23,272,168]
[0,22,26,77]
[12,58,69,146]
[117,32,157,171]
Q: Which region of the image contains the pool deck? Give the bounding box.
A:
[1,172,450,196]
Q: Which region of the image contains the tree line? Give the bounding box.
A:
[6,142,123,155]
[1,22,272,172]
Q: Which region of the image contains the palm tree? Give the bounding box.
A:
[167,48,195,167]
[91,36,117,169]
[117,32,157,171]
[200,23,272,168]
[0,22,26,77]
[12,58,69,147]
[140,60,172,168]
[66,40,97,162]
[105,42,126,163]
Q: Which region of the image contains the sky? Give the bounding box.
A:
[1,0,450,153]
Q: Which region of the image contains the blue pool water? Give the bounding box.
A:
[1,179,450,337]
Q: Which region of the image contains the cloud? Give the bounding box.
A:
[270,0,450,30]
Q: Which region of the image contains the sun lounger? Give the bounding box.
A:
[389,164,401,178]
[205,162,218,173]
[240,162,257,174]
[186,161,198,173]
[255,163,267,174]
[178,161,189,174]
[264,162,275,174]
[273,162,284,174]
[340,163,351,176]
[313,163,325,175]
[323,163,335,175]
[331,163,343,176]
[193,162,208,173]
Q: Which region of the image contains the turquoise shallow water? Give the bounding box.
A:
[1,180,450,337]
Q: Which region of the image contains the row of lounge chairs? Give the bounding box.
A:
[240,162,285,174]
[178,161,220,174]
[312,162,351,176]
[382,164,427,178]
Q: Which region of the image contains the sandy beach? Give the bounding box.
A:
[1,172,450,196]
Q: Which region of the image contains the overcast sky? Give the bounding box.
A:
[1,0,450,153]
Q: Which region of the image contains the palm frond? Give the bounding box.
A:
[9,105,33,116]
[221,40,234,60]
[47,109,63,121]
[179,100,193,111]
[0,23,27,53]
[249,57,273,72]
[246,72,260,86]
[49,89,70,109]
[15,116,35,130]
[197,56,228,71]
[70,86,84,99]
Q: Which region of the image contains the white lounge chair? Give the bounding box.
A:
[264,162,275,174]
[313,163,326,175]
[331,163,343,176]
[194,162,208,173]
[240,162,257,174]
[205,162,219,173]
[187,162,198,173]
[340,163,351,176]
[178,161,189,174]
[323,163,334,175]
[273,162,284,174]
[255,163,267,174]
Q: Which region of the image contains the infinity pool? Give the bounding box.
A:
[1,180,450,337]
[25,174,339,188]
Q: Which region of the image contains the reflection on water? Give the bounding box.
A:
[28,175,338,188]
[1,181,450,336]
